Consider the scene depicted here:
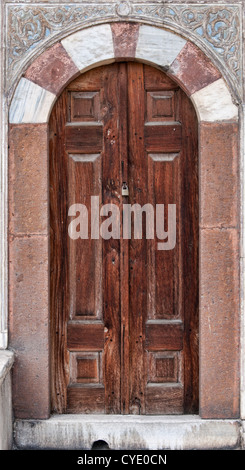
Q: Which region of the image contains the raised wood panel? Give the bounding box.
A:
[147,155,181,320]
[69,352,101,384]
[69,91,100,122]
[156,357,175,379]
[145,123,182,153]
[68,154,102,319]
[148,352,179,383]
[146,384,184,414]
[67,323,104,351]
[65,124,103,153]
[146,322,183,351]
[146,91,176,122]
[67,385,105,413]
[77,357,98,380]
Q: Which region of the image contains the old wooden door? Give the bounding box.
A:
[49,62,198,415]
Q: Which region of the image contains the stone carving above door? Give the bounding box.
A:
[6,2,242,98]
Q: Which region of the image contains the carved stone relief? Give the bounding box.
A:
[6,2,242,98]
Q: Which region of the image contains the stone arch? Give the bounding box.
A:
[9,23,238,124]
[8,23,240,420]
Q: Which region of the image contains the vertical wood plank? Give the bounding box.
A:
[179,90,199,414]
[49,91,70,413]
[128,62,147,414]
[118,63,130,414]
[101,64,121,414]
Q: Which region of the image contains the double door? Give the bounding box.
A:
[49,62,198,414]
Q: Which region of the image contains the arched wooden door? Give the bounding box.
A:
[49,62,198,415]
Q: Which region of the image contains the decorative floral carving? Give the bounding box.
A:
[7,4,115,75]
[6,2,242,94]
[132,4,241,84]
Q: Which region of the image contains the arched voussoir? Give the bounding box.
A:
[190,78,238,122]
[9,22,238,125]
[24,42,80,96]
[167,41,222,96]
[9,78,56,124]
[61,23,115,73]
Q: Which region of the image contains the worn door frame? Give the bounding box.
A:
[8,22,240,422]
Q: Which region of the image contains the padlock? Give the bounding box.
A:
[122,182,129,196]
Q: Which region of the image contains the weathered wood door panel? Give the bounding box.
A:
[49,62,198,415]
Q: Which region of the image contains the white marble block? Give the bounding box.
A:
[136,25,186,68]
[9,78,56,124]
[191,78,238,122]
[61,24,115,72]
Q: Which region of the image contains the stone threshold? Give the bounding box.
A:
[14,414,242,450]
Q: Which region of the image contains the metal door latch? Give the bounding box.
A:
[122,182,129,196]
